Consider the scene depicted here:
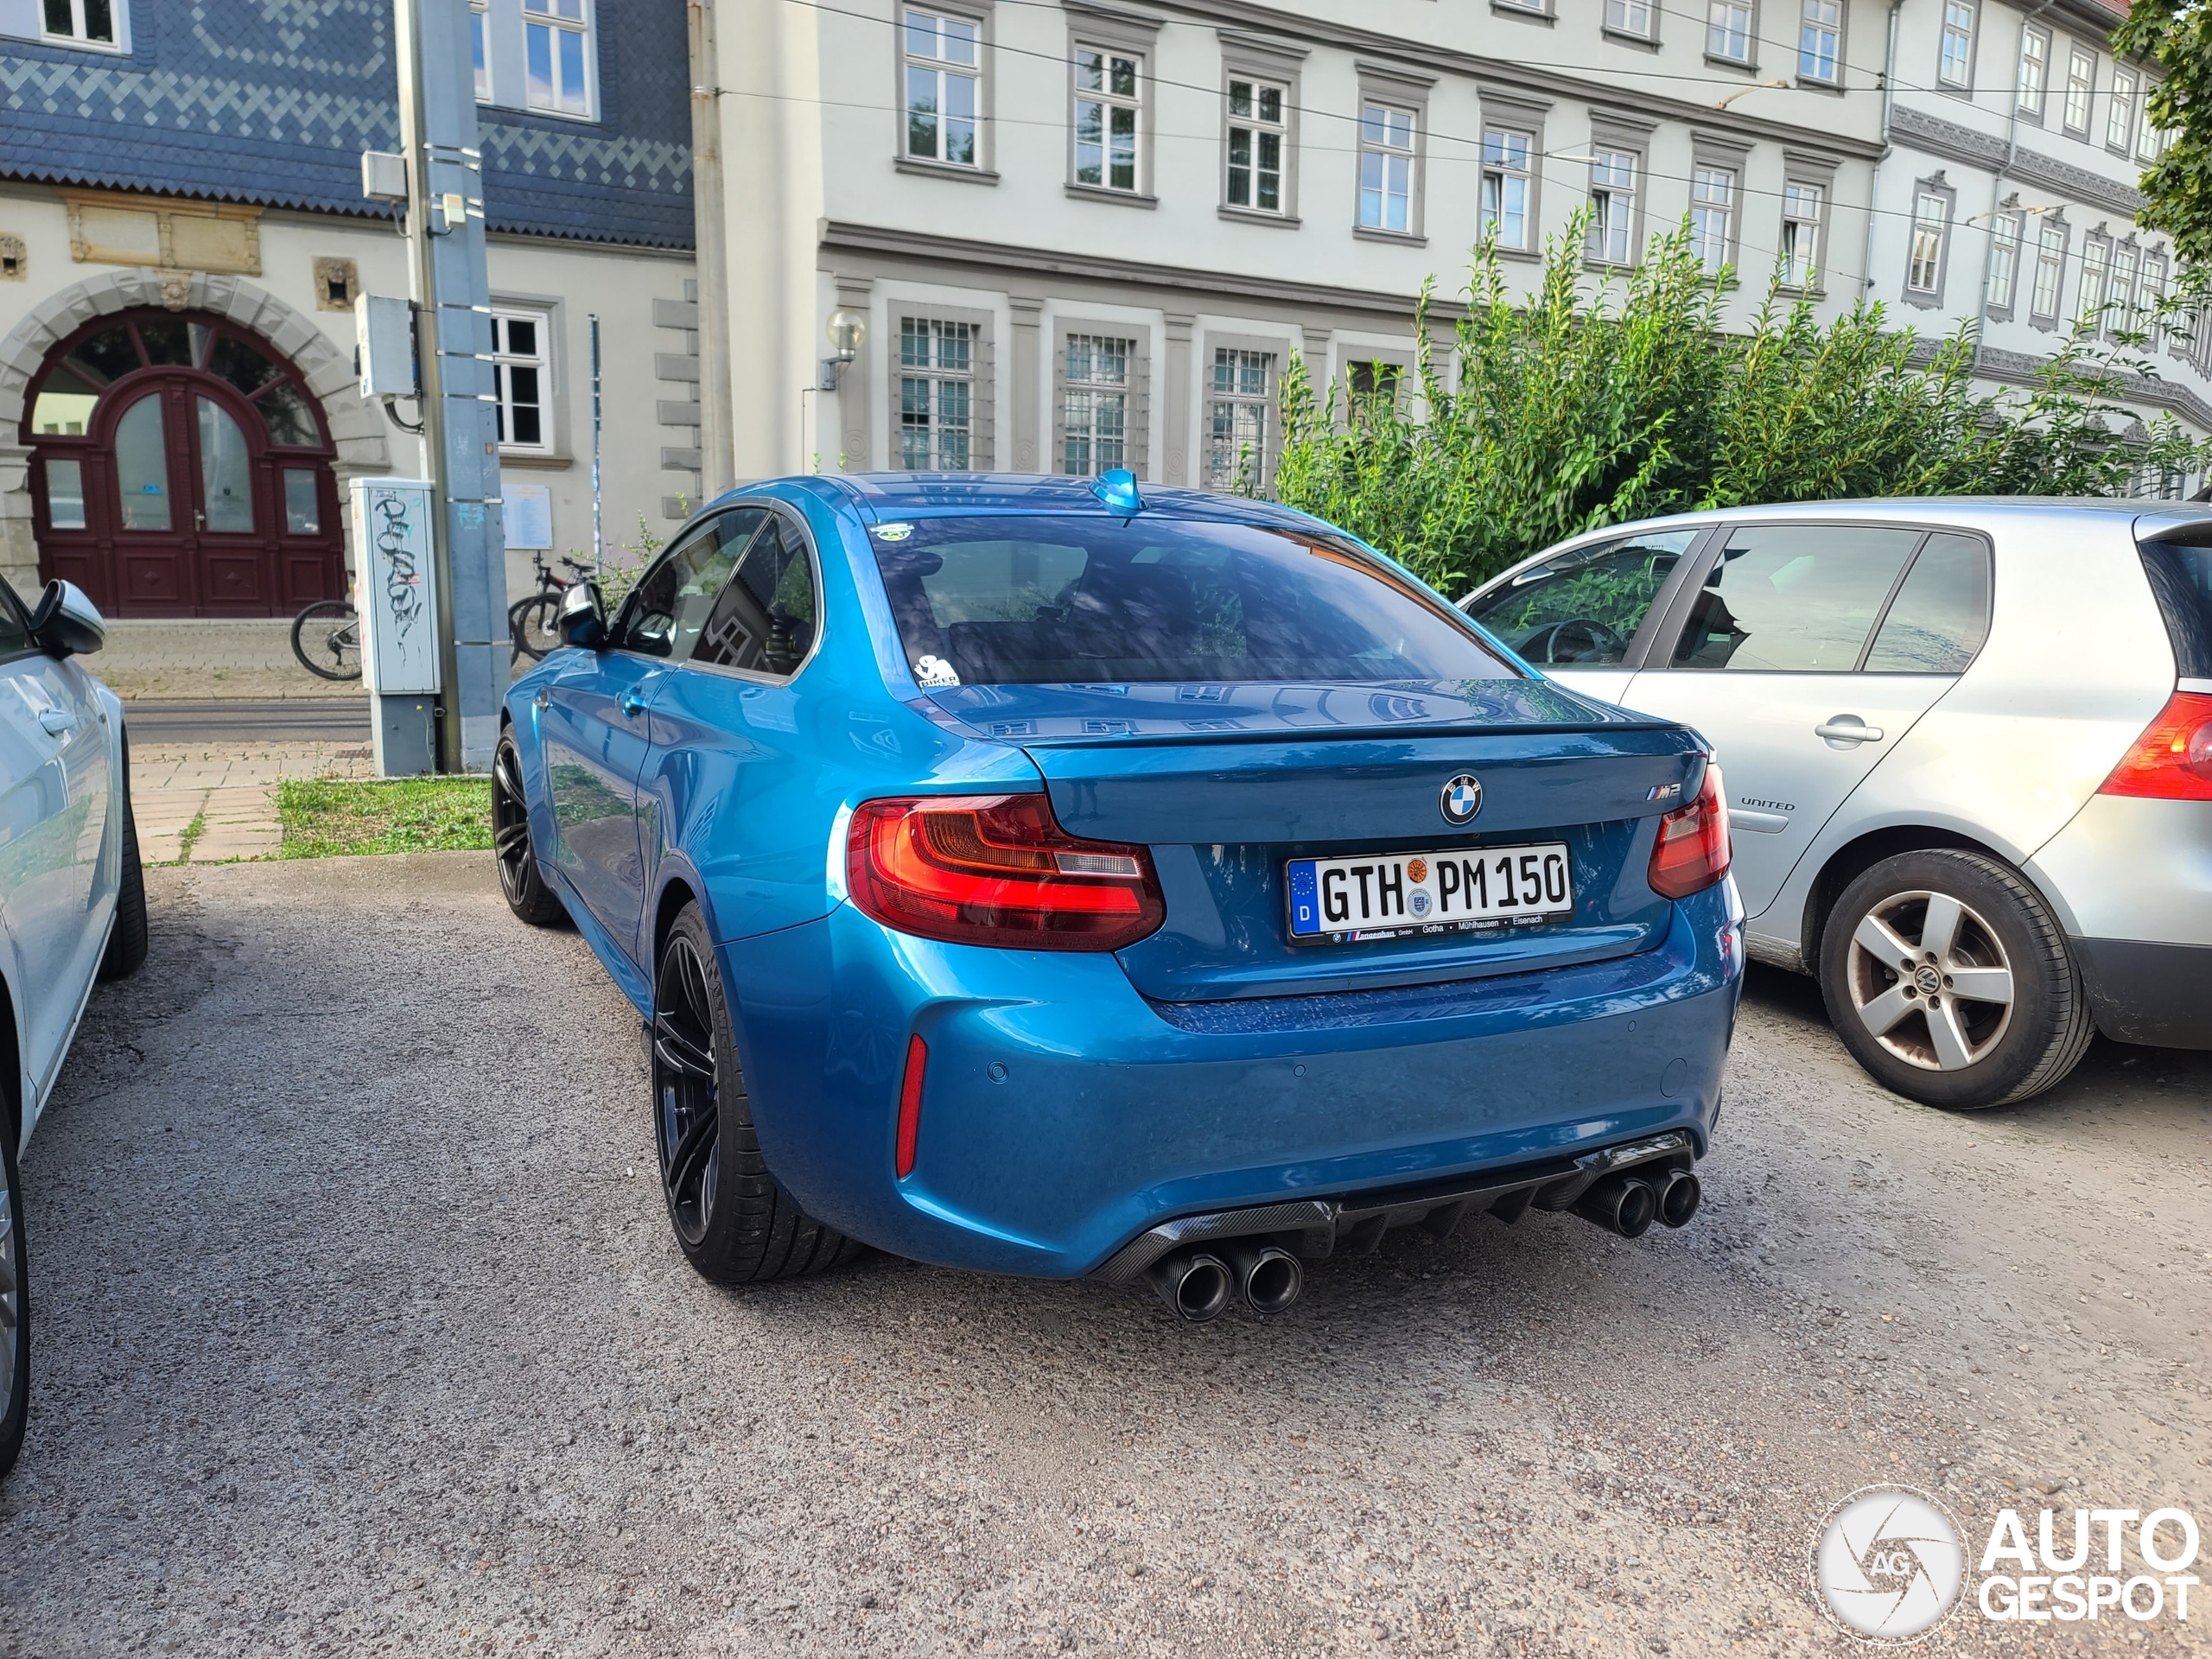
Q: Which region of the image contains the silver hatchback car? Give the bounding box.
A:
[1462,499,2212,1109]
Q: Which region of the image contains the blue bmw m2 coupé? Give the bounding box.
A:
[495,473,1741,1320]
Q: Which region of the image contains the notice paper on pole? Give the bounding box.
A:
[349,477,442,694]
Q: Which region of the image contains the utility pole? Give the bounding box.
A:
[396,0,506,772]
[688,0,734,497]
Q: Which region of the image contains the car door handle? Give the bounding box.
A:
[1815,718,1884,744]
[37,709,76,736]
[620,690,648,718]
[533,689,551,711]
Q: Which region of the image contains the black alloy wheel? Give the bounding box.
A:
[649,903,863,1283]
[492,733,566,926]
[653,928,722,1250]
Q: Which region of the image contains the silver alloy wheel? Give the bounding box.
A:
[1,1165,16,1423]
[1845,888,2017,1071]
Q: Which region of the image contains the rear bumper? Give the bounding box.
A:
[723,885,1742,1278]
[2072,938,2212,1050]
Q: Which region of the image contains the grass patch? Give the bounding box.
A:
[276,776,493,859]
[172,810,207,866]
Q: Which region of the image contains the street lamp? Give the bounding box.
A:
[820,308,868,391]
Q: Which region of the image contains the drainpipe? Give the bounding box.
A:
[688,0,735,499]
[1859,0,1906,302]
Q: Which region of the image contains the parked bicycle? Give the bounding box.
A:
[290,598,362,682]
[509,552,597,662]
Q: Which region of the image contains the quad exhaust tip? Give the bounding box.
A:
[1147,1242,1306,1321]
[1572,1167,1701,1239]
[1656,1169,1700,1229]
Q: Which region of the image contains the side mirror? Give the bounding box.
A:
[29,580,105,658]
[557,579,608,650]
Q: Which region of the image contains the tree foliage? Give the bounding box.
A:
[2114,0,2212,267]
[1268,219,2209,594]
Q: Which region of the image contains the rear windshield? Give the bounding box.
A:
[865,515,1516,686]
[2139,538,2212,679]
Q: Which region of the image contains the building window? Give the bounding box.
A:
[1780,181,1823,287]
[2143,251,2167,349]
[899,318,976,468]
[1357,104,1417,233]
[2016,26,2047,118]
[1073,47,1141,193]
[1205,348,1273,490]
[1798,0,1840,81]
[2138,102,2165,164]
[1906,191,1947,295]
[1588,149,1637,265]
[2030,218,2066,320]
[522,0,590,118]
[1225,79,1285,213]
[2077,234,2109,331]
[2107,67,2138,153]
[472,0,491,99]
[1937,0,1974,88]
[2108,241,2139,336]
[1986,212,2022,313]
[1690,168,1734,273]
[40,0,118,46]
[1480,129,1533,251]
[1707,0,1752,61]
[490,310,550,452]
[1061,334,1132,476]
[1605,0,1656,37]
[904,9,981,167]
[1346,360,1404,414]
[2063,44,2094,136]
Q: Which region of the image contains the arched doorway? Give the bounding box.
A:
[21,309,346,616]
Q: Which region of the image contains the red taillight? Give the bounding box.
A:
[1648,762,1732,900]
[895,1033,926,1179]
[2099,691,2212,802]
[847,793,1166,950]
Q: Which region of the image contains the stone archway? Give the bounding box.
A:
[1,268,391,601]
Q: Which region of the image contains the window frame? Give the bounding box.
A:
[2142,249,2168,352]
[1705,0,1757,67]
[2028,212,2069,328]
[2106,64,2139,156]
[1065,12,1159,205]
[893,305,995,471]
[1199,333,1287,493]
[37,0,127,52]
[1984,208,2024,321]
[2062,41,2095,138]
[1778,164,1831,293]
[1480,124,1539,256]
[1936,0,1976,93]
[471,0,600,121]
[2107,238,2141,340]
[1052,320,1151,480]
[1902,177,1955,308]
[1220,67,1295,223]
[521,0,597,121]
[1796,0,1843,86]
[898,3,992,178]
[1352,71,1430,243]
[2015,22,2049,123]
[1689,146,1745,276]
[1604,0,1660,45]
[488,302,558,460]
[1586,137,1646,269]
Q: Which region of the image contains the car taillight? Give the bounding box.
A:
[2099,691,2212,802]
[1648,762,1732,900]
[847,793,1166,950]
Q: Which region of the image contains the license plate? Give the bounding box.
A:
[1286,842,1574,944]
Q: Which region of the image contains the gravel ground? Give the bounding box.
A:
[2,853,2207,1658]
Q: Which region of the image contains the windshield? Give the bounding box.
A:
[1463,529,1698,666]
[865,515,1515,686]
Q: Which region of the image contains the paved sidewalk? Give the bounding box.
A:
[130,739,376,864]
[99,619,369,702]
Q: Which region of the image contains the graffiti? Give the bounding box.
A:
[372,489,424,644]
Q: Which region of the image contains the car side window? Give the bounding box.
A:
[1465,529,1697,666]
[692,512,819,678]
[0,579,31,661]
[616,508,768,661]
[1669,524,1924,672]
[1862,532,1991,673]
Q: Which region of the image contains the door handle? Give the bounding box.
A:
[194,510,206,531]
[533,689,551,711]
[1814,717,1884,744]
[620,690,648,718]
[37,708,76,736]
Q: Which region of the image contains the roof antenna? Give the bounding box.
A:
[1090,468,1142,516]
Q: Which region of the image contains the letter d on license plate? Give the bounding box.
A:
[1287,842,1573,943]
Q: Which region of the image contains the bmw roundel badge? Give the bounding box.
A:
[1440,773,1484,825]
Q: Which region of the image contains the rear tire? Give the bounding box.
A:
[493,732,566,926]
[509,594,563,663]
[1,1123,28,1484]
[289,600,362,682]
[652,903,863,1283]
[1818,849,2093,1109]
[99,739,148,982]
